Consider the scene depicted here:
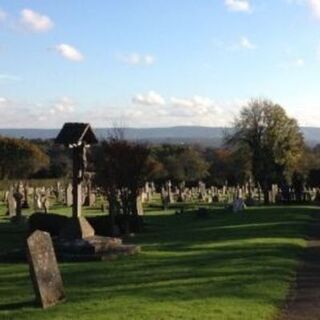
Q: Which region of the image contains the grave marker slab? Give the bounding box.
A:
[27,230,65,309]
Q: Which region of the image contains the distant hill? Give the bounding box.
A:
[0,126,319,147]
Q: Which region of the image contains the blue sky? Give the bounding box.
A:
[0,0,320,128]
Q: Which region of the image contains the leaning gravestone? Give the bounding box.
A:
[26,230,65,308]
[233,198,246,213]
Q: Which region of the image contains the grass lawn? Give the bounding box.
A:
[0,203,316,320]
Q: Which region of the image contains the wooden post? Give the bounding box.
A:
[72,179,82,218]
[72,145,85,218]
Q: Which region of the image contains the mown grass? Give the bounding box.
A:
[0,203,316,320]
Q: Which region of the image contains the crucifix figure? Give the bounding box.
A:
[55,123,98,220]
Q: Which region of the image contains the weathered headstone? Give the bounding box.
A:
[85,192,96,207]
[7,187,16,217]
[3,190,9,203]
[233,198,246,213]
[65,184,73,207]
[41,194,50,214]
[26,230,65,308]
[33,188,42,211]
[55,181,62,202]
[22,183,30,209]
[136,195,144,216]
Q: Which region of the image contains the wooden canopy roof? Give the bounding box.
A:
[55,123,98,147]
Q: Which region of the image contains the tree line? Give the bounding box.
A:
[1,99,320,194]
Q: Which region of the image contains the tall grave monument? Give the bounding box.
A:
[55,123,98,239]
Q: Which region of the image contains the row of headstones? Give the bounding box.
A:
[63,183,96,207]
[159,181,320,207]
[106,189,146,216]
[4,182,98,218]
[160,181,237,207]
[140,182,156,204]
[4,184,51,218]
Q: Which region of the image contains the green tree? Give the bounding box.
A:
[0,137,49,179]
[149,145,209,183]
[174,148,209,182]
[226,98,304,203]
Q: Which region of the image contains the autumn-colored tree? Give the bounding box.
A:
[204,148,250,186]
[0,137,49,179]
[94,137,150,218]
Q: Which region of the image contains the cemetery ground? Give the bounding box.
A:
[0,201,317,320]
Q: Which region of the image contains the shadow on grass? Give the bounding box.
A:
[57,206,316,304]
[0,300,35,311]
[0,205,317,317]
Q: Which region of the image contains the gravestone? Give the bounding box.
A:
[41,194,50,214]
[55,181,62,202]
[136,195,144,216]
[3,190,9,203]
[33,188,42,211]
[65,184,73,207]
[27,230,65,308]
[85,192,96,207]
[233,198,246,213]
[7,187,16,217]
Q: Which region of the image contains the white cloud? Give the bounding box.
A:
[0,74,22,82]
[287,0,320,19]
[280,57,306,69]
[129,93,249,126]
[0,9,7,22]
[0,98,38,127]
[132,91,166,106]
[124,53,140,65]
[240,36,256,49]
[49,97,75,115]
[123,96,246,127]
[121,53,156,66]
[308,0,320,18]
[0,96,253,128]
[144,54,156,65]
[295,58,305,66]
[0,97,7,105]
[170,96,223,117]
[20,9,53,32]
[54,44,84,62]
[225,0,251,12]
[214,36,256,51]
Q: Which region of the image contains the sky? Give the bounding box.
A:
[1,0,320,128]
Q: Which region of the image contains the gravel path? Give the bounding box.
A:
[278,215,320,320]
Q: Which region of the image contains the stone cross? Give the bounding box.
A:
[26,230,65,309]
[55,123,98,239]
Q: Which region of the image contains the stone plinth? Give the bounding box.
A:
[54,235,140,262]
[59,217,95,240]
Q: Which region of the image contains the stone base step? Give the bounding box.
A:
[54,235,123,255]
[57,244,141,262]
